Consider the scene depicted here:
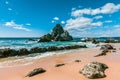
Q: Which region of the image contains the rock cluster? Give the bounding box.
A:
[82,38,99,44]
[0,45,87,58]
[105,38,120,43]
[95,44,114,57]
[80,62,108,79]
[38,24,73,42]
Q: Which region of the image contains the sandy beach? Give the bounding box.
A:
[0,43,120,80]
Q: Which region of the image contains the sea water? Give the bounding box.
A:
[0,37,118,67]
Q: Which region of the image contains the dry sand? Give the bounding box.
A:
[0,43,120,80]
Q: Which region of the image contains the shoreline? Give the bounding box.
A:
[0,43,120,80]
[0,47,96,68]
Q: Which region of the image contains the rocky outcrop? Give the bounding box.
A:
[26,68,46,77]
[0,45,87,58]
[80,62,108,79]
[82,38,99,44]
[0,48,17,58]
[100,44,114,50]
[95,44,114,57]
[95,49,108,57]
[105,38,120,43]
[38,24,73,42]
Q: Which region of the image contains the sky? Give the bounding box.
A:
[0,0,120,37]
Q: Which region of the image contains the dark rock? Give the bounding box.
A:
[82,38,99,44]
[0,48,17,58]
[113,48,116,50]
[105,38,120,43]
[65,45,87,50]
[55,63,65,67]
[18,48,30,55]
[30,47,47,53]
[47,46,58,51]
[28,38,37,41]
[95,49,108,57]
[39,33,52,42]
[51,24,64,38]
[112,50,116,52]
[80,62,108,79]
[100,44,114,50]
[38,24,73,42]
[26,68,46,77]
[75,60,81,62]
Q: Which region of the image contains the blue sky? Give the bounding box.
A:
[0,0,120,37]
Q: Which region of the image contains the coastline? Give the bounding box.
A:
[0,43,120,80]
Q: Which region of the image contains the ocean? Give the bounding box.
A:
[0,37,119,67]
[0,37,95,50]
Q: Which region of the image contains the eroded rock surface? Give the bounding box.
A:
[80,62,108,79]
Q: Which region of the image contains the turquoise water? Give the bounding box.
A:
[0,38,97,67]
[0,38,81,50]
[1,37,119,50]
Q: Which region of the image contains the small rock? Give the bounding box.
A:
[112,50,116,52]
[55,63,65,67]
[26,68,46,77]
[113,48,116,50]
[80,62,108,79]
[75,60,81,62]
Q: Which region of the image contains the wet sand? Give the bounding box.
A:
[0,43,120,80]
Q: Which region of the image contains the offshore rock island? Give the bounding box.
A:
[38,24,73,42]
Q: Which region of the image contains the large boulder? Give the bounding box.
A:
[38,24,73,42]
[80,62,108,79]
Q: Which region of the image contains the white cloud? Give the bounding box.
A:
[104,20,112,23]
[5,21,31,31]
[53,17,59,20]
[5,1,9,4]
[94,16,103,19]
[8,8,12,11]
[65,25,120,37]
[61,21,65,24]
[64,3,120,37]
[51,20,55,23]
[65,17,102,30]
[97,25,120,37]
[51,17,59,23]
[26,23,31,26]
[72,3,120,17]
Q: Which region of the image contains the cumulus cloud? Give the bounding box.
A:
[64,3,120,37]
[53,17,59,20]
[51,17,59,23]
[65,17,102,30]
[61,21,65,24]
[94,16,103,19]
[5,21,31,31]
[72,3,120,17]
